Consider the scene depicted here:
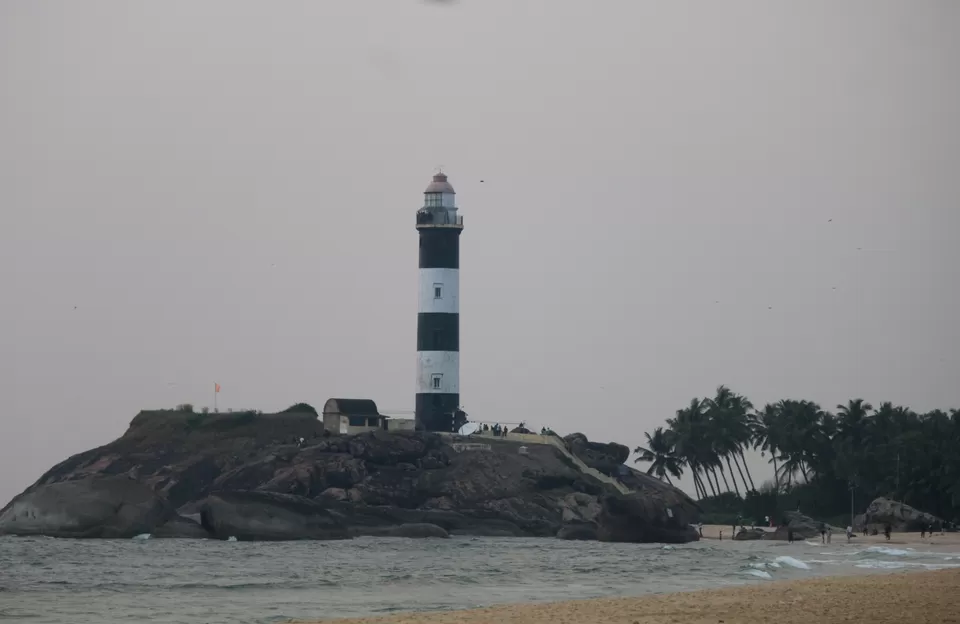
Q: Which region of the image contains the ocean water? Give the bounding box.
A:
[2,536,959,624]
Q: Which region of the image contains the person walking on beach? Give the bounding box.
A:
[884,524,892,541]
[819,522,827,544]
[827,526,832,543]
[846,525,853,542]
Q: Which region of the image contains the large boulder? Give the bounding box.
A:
[346,431,441,466]
[863,497,942,531]
[153,514,211,538]
[767,510,841,541]
[350,523,449,538]
[199,491,349,540]
[556,522,599,540]
[0,476,172,538]
[734,527,766,541]
[563,433,630,476]
[595,490,700,543]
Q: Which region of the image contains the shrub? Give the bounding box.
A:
[233,411,256,425]
[283,402,318,415]
[176,403,194,413]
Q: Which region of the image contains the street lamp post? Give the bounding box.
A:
[848,476,859,529]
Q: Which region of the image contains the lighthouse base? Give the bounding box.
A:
[415,393,460,432]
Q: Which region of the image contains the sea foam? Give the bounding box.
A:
[774,556,810,569]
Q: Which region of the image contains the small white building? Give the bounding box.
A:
[322,398,416,434]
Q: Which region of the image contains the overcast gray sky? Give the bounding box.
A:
[2,1,958,506]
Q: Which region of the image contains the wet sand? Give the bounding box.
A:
[313,569,960,624]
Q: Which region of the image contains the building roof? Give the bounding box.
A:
[424,172,455,195]
[322,398,380,416]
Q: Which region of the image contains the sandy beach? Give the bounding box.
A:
[314,569,960,624]
[697,523,960,545]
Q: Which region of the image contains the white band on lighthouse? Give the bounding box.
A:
[418,268,459,315]
[416,351,460,394]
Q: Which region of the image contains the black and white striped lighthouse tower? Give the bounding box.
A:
[415,172,463,432]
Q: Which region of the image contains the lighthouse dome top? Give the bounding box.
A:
[424,172,455,195]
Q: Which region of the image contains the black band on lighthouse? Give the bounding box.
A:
[419,229,460,269]
[416,314,459,351]
[415,394,460,432]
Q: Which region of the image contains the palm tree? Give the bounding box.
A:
[667,398,715,499]
[652,390,960,520]
[704,385,749,497]
[751,403,784,493]
[836,399,873,446]
[732,394,758,492]
[634,427,684,485]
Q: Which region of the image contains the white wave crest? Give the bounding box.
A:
[744,569,773,579]
[865,546,912,556]
[132,533,151,540]
[774,556,810,569]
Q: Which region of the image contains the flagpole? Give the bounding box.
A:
[214,383,218,413]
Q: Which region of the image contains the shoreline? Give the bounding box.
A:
[696,523,960,545]
[309,569,960,624]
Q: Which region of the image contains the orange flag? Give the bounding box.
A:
[215,383,221,393]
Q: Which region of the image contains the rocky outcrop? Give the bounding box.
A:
[350,523,449,538]
[200,491,349,541]
[595,487,700,544]
[153,514,211,538]
[556,523,598,540]
[863,497,942,531]
[563,433,630,477]
[2,411,700,543]
[735,527,766,540]
[0,476,172,538]
[766,510,841,541]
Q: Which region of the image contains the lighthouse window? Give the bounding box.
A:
[432,374,443,390]
[433,284,443,299]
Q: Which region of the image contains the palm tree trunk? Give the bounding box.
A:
[731,452,750,494]
[706,468,720,497]
[699,468,711,497]
[725,456,742,497]
[717,463,732,493]
[693,472,706,499]
[739,450,757,490]
[772,455,781,492]
[712,466,725,494]
[799,461,810,484]
[689,471,702,499]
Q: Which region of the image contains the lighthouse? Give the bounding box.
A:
[415,172,463,432]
